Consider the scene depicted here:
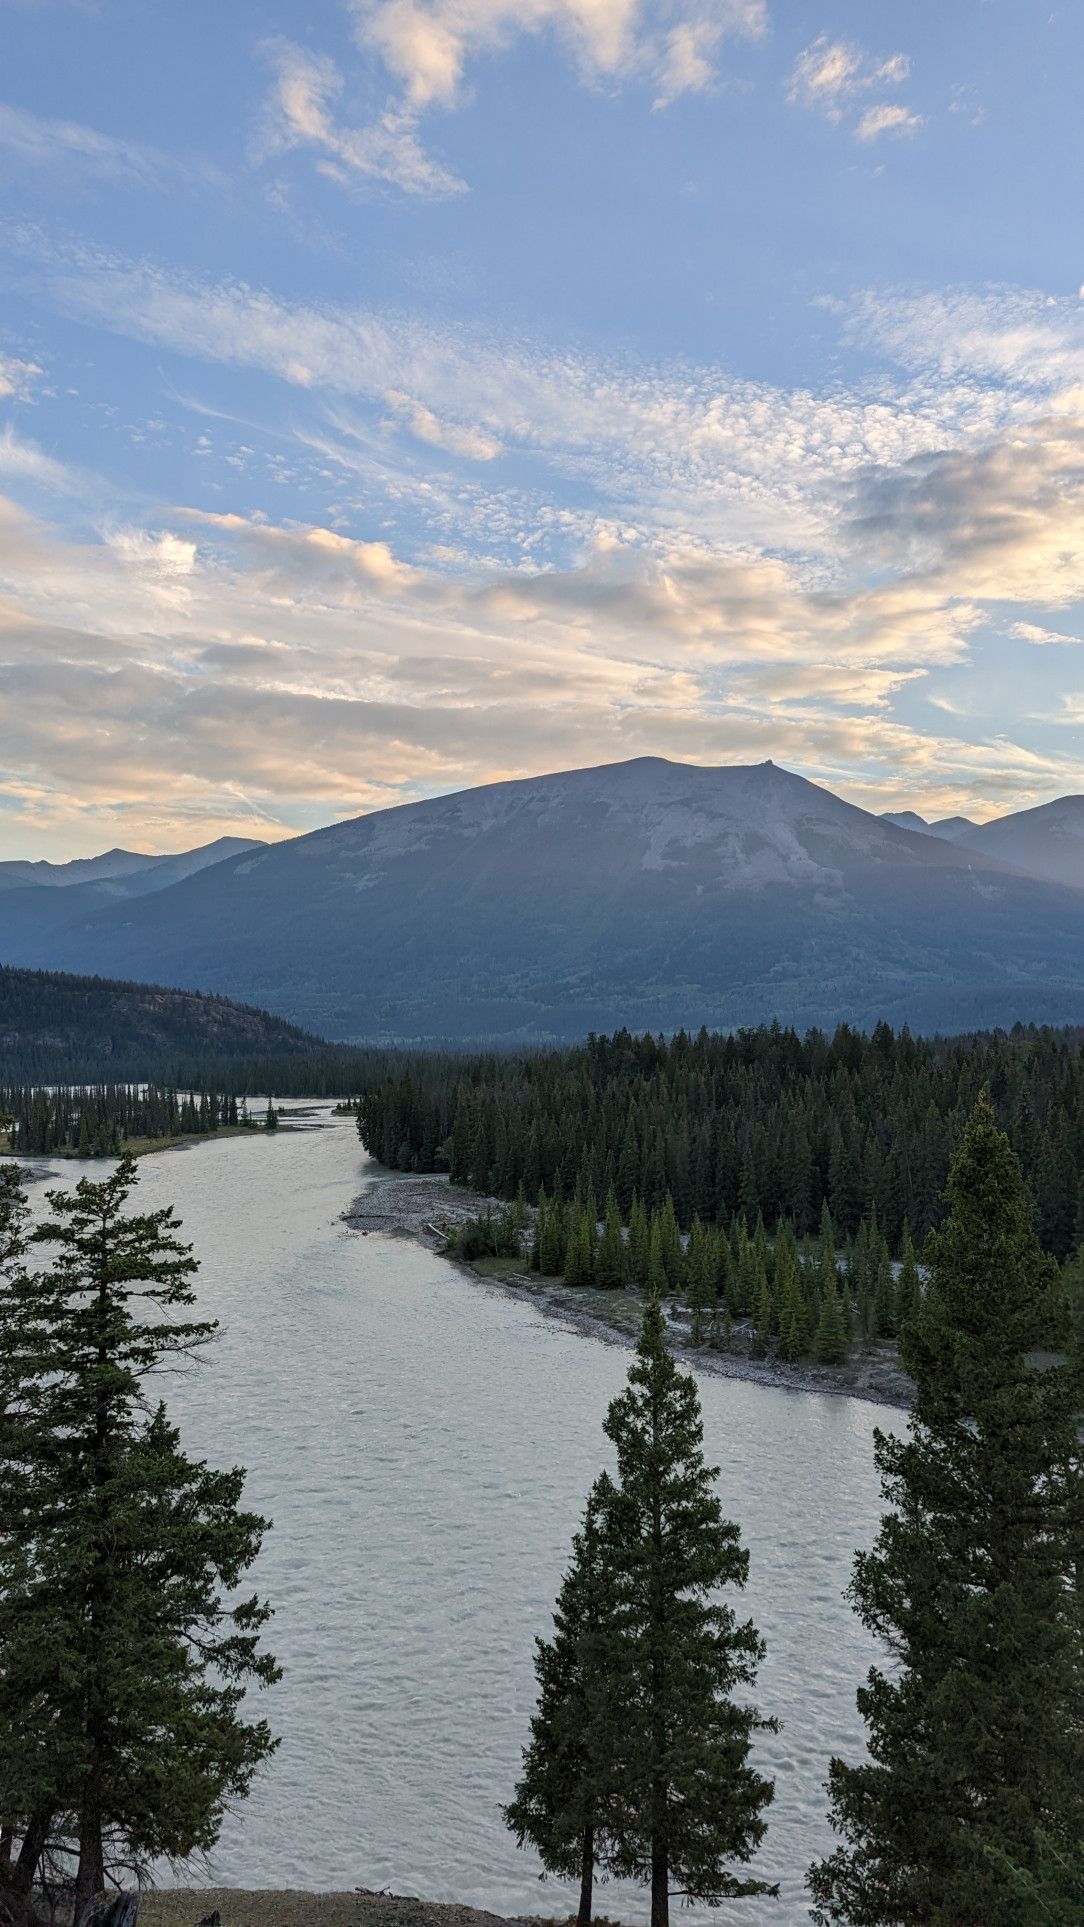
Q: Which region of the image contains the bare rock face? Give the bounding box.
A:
[5,757,1084,1042]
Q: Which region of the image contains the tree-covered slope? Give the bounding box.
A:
[0,966,325,1082]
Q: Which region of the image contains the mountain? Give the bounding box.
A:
[0,835,264,893]
[5,757,1084,1042]
[952,796,1084,891]
[880,810,979,840]
[0,965,324,1083]
[0,836,265,955]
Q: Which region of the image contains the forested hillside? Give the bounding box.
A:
[358,1021,1084,1258]
[0,965,324,1082]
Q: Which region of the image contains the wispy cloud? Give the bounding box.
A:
[787,34,921,142]
[0,100,223,194]
[5,250,1084,843]
[257,39,467,197]
[0,355,43,402]
[350,0,767,109]
[854,102,921,143]
[255,0,767,197]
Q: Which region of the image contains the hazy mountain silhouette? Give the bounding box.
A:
[3,759,1084,1041]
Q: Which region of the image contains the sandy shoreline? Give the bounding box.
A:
[344,1172,913,1411]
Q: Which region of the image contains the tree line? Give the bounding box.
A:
[2,1085,260,1158]
[358,1021,1084,1257]
[506,1102,1084,1927]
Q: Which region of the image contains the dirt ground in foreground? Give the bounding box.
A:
[139,1890,571,1927]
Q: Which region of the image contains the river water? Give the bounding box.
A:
[22,1111,900,1925]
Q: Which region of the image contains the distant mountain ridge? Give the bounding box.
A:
[881,797,1084,890]
[0,835,266,958]
[4,757,1084,1042]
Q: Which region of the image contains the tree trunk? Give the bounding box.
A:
[73,1786,104,1927]
[11,1812,51,1898]
[576,1824,593,1927]
[651,1834,668,1927]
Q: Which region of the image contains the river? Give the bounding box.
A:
[21,1109,899,1926]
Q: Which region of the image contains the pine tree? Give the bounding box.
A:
[264,1099,278,1132]
[686,1220,717,1346]
[895,1221,921,1329]
[646,1214,667,1295]
[627,1194,649,1286]
[814,1285,849,1366]
[809,1098,1084,1927]
[505,1484,619,1927]
[598,1296,776,1927]
[0,1156,279,1920]
[595,1188,627,1291]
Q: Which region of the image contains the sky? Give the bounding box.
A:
[1,0,1083,856]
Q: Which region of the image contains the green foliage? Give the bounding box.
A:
[595,1296,777,1925]
[809,1099,1084,1927]
[595,1188,628,1291]
[358,1021,1084,1259]
[504,1484,619,1926]
[814,1287,849,1367]
[0,1156,278,1914]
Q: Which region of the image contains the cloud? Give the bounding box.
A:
[0,101,223,194]
[0,355,43,401]
[1010,621,1083,646]
[385,390,502,458]
[787,34,919,142]
[854,102,922,142]
[6,249,1084,846]
[350,0,766,110]
[258,39,466,197]
[255,0,766,198]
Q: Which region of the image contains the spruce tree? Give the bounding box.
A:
[505,1484,618,1926]
[809,1099,1084,1927]
[596,1188,627,1291]
[598,1295,776,1927]
[0,1156,279,1920]
[627,1195,649,1286]
[686,1221,717,1346]
[814,1285,848,1366]
[895,1221,921,1329]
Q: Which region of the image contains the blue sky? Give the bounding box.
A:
[2,0,1083,855]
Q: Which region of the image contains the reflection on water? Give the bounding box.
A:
[22,1114,897,1925]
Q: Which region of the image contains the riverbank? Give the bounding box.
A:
[344,1172,914,1411]
[140,1892,565,1927]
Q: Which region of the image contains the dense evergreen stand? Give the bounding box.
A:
[359,1021,1084,1257]
[509,1296,776,1927]
[807,1099,1084,1927]
[0,1157,279,1921]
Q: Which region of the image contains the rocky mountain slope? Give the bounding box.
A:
[4,758,1084,1042]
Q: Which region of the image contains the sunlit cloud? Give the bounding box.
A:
[786,34,918,141]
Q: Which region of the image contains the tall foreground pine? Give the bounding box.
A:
[809,1098,1084,1927]
[504,1483,617,1926]
[0,1156,279,1922]
[509,1295,775,1927]
[603,1297,776,1927]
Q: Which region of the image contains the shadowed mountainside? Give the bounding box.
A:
[5,758,1084,1042]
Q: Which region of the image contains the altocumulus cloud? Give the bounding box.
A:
[3,248,1084,844]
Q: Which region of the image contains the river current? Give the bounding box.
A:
[22,1110,900,1925]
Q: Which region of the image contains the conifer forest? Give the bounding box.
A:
[357,1022,1084,1258]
